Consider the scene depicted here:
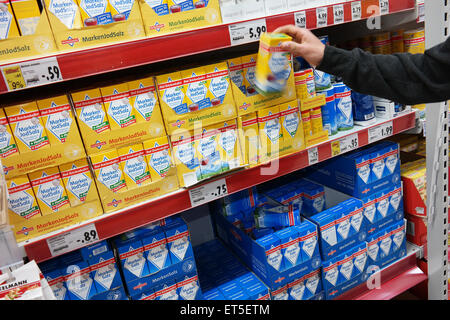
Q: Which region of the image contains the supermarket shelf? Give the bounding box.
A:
[0,0,415,95]
[336,242,427,300]
[21,110,416,263]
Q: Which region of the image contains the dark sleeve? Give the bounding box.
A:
[316,37,450,105]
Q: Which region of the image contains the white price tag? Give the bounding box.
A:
[379,0,389,15]
[189,178,228,207]
[295,11,307,29]
[351,1,362,21]
[308,147,319,166]
[228,18,267,45]
[316,7,328,28]
[46,223,99,257]
[339,133,359,154]
[333,4,344,25]
[1,57,63,92]
[416,1,424,23]
[368,121,394,143]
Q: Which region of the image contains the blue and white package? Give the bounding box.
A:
[376,141,400,176]
[302,182,326,217]
[313,36,332,91]
[367,146,388,182]
[222,187,258,215]
[87,250,122,293]
[333,83,353,131]
[114,236,150,283]
[337,247,356,284]
[154,279,179,300]
[366,231,381,266]
[296,220,319,263]
[288,277,306,300]
[256,234,283,273]
[164,218,194,264]
[252,227,274,239]
[378,225,394,261]
[275,227,301,271]
[141,227,172,274]
[352,243,368,279]
[226,211,244,229]
[389,184,403,215]
[176,274,202,300]
[303,269,322,300]
[202,288,226,300]
[390,220,406,254]
[44,268,70,300]
[80,240,110,261]
[322,256,339,291]
[317,87,338,136]
[271,285,289,300]
[375,186,392,221]
[63,260,98,300]
[345,198,365,235]
[254,204,301,229]
[351,91,375,122]
[309,208,338,260]
[149,0,170,16]
[334,204,352,243]
[362,193,378,229]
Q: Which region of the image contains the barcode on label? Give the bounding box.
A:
[53,245,69,253]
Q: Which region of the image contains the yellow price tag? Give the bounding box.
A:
[2,65,26,91]
[331,140,341,156]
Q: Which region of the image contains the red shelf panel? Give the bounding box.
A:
[23,111,416,263]
[0,0,415,95]
[335,248,427,300]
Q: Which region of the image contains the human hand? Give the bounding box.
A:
[273,25,326,67]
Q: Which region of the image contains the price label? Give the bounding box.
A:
[308,147,319,166]
[416,0,424,23]
[316,7,328,28]
[379,0,389,15]
[46,223,99,257]
[1,65,26,91]
[333,4,344,25]
[339,133,359,154]
[368,121,394,143]
[295,10,307,29]
[1,57,62,92]
[229,18,267,45]
[331,141,340,156]
[189,178,228,207]
[351,1,362,21]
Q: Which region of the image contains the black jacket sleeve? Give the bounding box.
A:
[316,37,450,105]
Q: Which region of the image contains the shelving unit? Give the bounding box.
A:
[0,0,415,95]
[1,0,447,301]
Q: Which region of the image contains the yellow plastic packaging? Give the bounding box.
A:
[238,112,259,166]
[301,109,312,137]
[143,135,173,183]
[76,0,114,26]
[170,129,202,187]
[294,68,315,100]
[254,33,293,95]
[212,119,243,172]
[0,0,20,39]
[390,29,404,53]
[44,0,83,29]
[181,66,208,112]
[310,106,323,135]
[6,174,41,221]
[4,101,50,153]
[228,57,246,95]
[257,105,281,162]
[118,143,152,189]
[37,95,81,146]
[100,82,136,129]
[10,0,41,35]
[371,32,391,54]
[0,108,19,159]
[28,167,70,215]
[241,54,258,96]
[279,100,305,156]
[404,28,425,54]
[91,148,127,192]
[59,158,98,207]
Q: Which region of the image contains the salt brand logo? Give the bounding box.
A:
[150,22,165,32]
[92,140,105,150]
[108,199,121,207]
[3,164,13,175]
[17,226,34,235]
[239,103,251,111]
[172,119,185,128]
[62,36,79,47]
